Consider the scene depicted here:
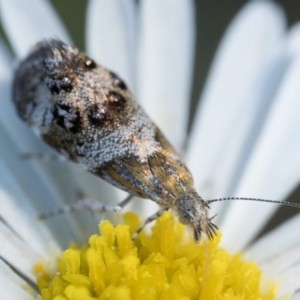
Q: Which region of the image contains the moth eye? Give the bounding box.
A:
[88,105,111,126]
[107,91,126,110]
[85,59,97,69]
[109,71,127,90]
[47,77,73,94]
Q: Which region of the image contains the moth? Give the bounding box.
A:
[16,39,298,242]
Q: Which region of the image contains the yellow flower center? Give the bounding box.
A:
[34,212,276,300]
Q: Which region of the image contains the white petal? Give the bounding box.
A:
[276,264,300,298]
[289,292,300,300]
[0,152,59,254]
[0,276,35,300]
[220,50,300,251]
[261,246,300,278]
[0,221,40,281]
[86,0,137,91]
[287,22,300,58]
[0,39,12,69]
[0,0,71,58]
[137,0,195,150]
[245,216,300,298]
[0,259,37,297]
[245,214,300,264]
[186,1,286,223]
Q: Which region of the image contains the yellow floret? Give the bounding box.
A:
[36,211,276,300]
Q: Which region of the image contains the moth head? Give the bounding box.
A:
[175,189,217,242]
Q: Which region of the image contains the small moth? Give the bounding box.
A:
[12,39,217,241]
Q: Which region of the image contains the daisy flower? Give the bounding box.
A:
[0,0,300,299]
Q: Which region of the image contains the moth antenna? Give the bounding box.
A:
[207,197,300,209]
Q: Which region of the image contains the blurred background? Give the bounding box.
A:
[1,0,300,239]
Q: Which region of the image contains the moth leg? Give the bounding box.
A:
[132,207,169,240]
[38,193,134,219]
[115,194,134,209]
[21,152,66,162]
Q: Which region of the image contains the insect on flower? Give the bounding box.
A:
[12,39,300,242]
